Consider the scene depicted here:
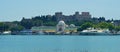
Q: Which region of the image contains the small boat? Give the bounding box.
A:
[2,31,11,35]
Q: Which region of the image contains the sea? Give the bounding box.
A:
[0,35,120,52]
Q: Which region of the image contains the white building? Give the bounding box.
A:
[56,20,66,33]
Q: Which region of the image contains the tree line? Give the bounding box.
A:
[0,15,119,32]
[77,22,120,32]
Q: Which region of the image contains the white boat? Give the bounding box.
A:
[80,28,111,35]
[37,31,45,35]
[2,31,11,35]
[82,28,98,33]
[116,31,120,35]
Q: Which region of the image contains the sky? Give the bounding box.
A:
[0,0,120,22]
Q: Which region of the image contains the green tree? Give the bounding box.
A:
[115,26,120,31]
[77,22,93,31]
[97,22,115,30]
[20,19,33,29]
[97,22,108,29]
[9,25,24,32]
[0,22,9,32]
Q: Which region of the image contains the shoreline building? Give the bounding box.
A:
[31,20,77,34]
[56,20,66,34]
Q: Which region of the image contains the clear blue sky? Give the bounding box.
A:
[0,0,120,22]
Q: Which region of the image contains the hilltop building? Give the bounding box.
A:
[55,12,91,22]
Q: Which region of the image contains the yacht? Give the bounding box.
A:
[80,28,111,35]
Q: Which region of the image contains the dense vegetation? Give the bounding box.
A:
[0,16,120,32]
[77,22,120,32]
[0,22,24,32]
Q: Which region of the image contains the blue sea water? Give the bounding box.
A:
[0,35,120,52]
